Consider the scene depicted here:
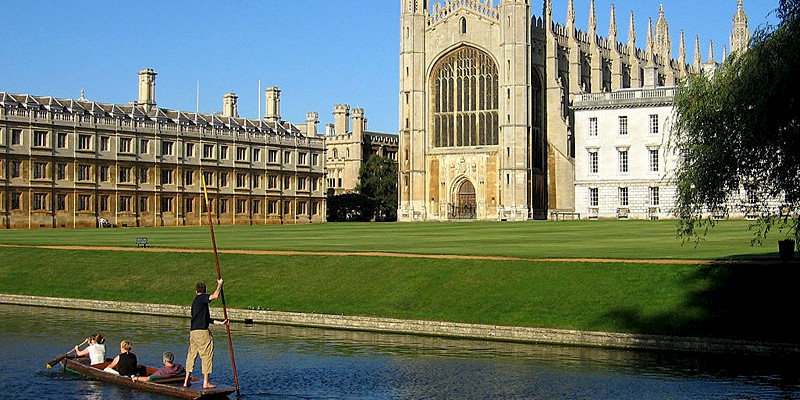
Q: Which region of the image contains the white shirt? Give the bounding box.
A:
[87,343,106,365]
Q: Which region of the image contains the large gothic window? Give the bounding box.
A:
[431,46,498,148]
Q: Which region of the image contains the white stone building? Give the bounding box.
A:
[573,74,791,221]
[573,73,676,220]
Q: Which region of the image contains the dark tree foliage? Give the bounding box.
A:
[326,193,375,222]
[672,0,800,246]
[356,155,398,222]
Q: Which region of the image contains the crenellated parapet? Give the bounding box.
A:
[428,0,499,26]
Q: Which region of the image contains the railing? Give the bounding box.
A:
[447,203,476,220]
[574,87,676,108]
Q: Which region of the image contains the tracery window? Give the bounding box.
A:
[430,46,498,148]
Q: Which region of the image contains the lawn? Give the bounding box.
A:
[0,220,796,343]
[0,219,788,259]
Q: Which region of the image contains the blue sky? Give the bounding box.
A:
[1,1,779,134]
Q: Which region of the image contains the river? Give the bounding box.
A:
[2,304,799,399]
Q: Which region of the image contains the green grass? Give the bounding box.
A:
[0,219,789,259]
[0,221,797,343]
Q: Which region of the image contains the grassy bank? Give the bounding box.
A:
[0,220,789,259]
[1,221,797,344]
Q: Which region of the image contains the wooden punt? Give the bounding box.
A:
[62,358,235,399]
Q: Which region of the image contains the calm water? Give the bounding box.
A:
[2,303,799,399]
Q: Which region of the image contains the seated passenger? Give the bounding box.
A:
[75,333,106,366]
[103,340,138,376]
[134,351,186,382]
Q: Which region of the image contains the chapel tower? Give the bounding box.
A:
[399,0,544,222]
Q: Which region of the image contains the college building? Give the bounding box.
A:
[0,69,327,229]
[398,0,751,221]
[323,104,399,195]
[572,77,678,220]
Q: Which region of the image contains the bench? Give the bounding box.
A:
[136,238,148,248]
[550,211,581,221]
[648,207,660,220]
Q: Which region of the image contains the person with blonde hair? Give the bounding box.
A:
[103,340,138,376]
[75,333,106,365]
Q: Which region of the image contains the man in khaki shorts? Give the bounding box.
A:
[183,279,227,389]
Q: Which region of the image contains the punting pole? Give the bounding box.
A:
[201,177,241,396]
[46,338,87,368]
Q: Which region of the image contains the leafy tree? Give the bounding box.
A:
[326,193,374,222]
[356,155,398,222]
[671,0,800,246]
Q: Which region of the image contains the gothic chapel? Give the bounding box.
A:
[397,0,750,221]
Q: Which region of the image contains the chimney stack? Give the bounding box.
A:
[264,86,281,123]
[222,93,238,118]
[137,68,157,112]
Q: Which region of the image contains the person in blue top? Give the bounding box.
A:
[183,279,227,389]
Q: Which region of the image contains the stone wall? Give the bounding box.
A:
[2,293,796,356]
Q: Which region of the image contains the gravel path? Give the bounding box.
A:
[0,244,726,265]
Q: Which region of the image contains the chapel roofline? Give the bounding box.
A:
[540,1,750,75]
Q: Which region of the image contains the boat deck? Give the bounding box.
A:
[62,358,235,399]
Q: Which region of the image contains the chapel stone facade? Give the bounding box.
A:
[398,0,750,222]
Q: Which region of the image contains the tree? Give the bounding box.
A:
[356,155,398,222]
[326,193,374,222]
[671,0,800,246]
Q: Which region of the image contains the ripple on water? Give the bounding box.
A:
[3,304,800,400]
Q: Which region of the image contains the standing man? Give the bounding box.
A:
[183,279,227,389]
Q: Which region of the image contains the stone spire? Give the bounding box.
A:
[693,35,701,71]
[708,39,715,64]
[588,0,597,38]
[545,0,552,21]
[628,11,641,88]
[678,30,686,67]
[609,3,623,91]
[730,0,750,54]
[645,17,655,66]
[567,0,575,33]
[608,3,617,44]
[654,4,671,60]
[627,10,636,49]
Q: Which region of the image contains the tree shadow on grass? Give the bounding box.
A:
[599,260,800,344]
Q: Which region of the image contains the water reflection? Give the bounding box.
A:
[2,304,799,399]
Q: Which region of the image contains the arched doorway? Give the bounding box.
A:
[449,180,476,219]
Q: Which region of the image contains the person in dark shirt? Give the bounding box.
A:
[104,340,138,376]
[183,279,227,389]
